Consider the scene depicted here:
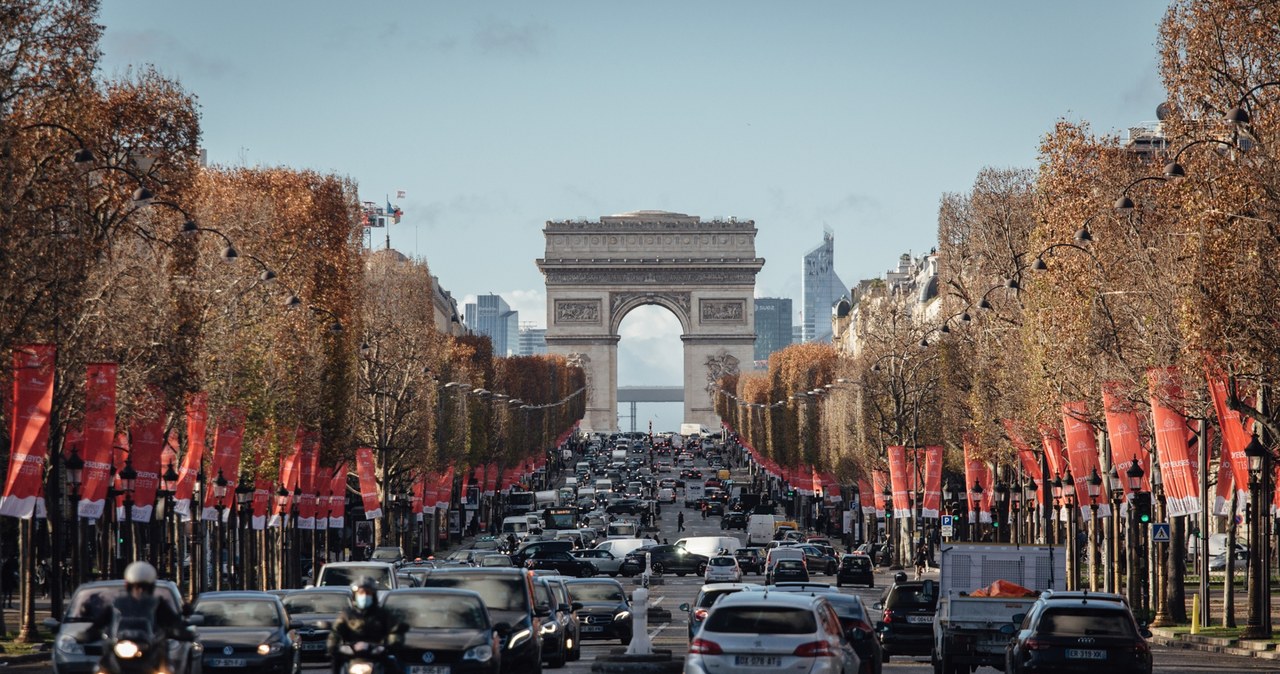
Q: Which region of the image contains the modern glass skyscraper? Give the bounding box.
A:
[754,298,792,363]
[801,230,848,342]
[518,323,547,356]
[464,294,519,356]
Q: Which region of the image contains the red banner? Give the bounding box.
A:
[887,446,911,518]
[1207,366,1251,514]
[297,433,318,530]
[1101,384,1151,507]
[269,440,300,529]
[1039,426,1066,478]
[315,465,333,524]
[871,470,888,518]
[201,409,244,521]
[1149,368,1200,516]
[434,467,453,510]
[251,477,272,530]
[857,478,874,516]
[79,364,117,519]
[921,446,943,518]
[329,463,347,528]
[963,434,992,524]
[1,345,55,518]
[357,447,382,519]
[123,391,166,522]
[173,393,207,520]
[1004,419,1045,504]
[483,463,497,495]
[1214,436,1237,517]
[412,475,424,521]
[1062,402,1110,517]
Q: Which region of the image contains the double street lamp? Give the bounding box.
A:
[119,458,138,564]
[65,449,85,586]
[212,469,228,590]
[1243,433,1273,639]
[1088,468,1103,591]
[970,480,984,541]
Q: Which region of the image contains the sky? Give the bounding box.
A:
[96,1,1171,430]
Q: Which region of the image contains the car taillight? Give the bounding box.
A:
[793,640,837,657]
[694,609,709,621]
[1022,638,1049,651]
[851,620,873,634]
[1133,639,1151,656]
[883,610,893,624]
[688,638,722,654]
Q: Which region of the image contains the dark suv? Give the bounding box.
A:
[563,578,633,645]
[733,548,764,574]
[1005,597,1153,674]
[873,579,938,661]
[417,568,544,674]
[513,540,574,566]
[836,553,874,588]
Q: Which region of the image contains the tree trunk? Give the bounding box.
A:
[1224,490,1238,627]
[15,519,36,643]
[1166,515,1188,623]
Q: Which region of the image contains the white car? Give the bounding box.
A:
[685,591,860,674]
[704,556,742,583]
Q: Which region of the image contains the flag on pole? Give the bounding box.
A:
[396,190,406,199]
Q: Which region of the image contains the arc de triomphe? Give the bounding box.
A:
[536,211,764,433]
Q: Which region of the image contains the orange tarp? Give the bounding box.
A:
[969,580,1037,598]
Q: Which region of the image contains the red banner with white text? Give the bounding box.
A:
[79,364,117,519]
[1102,384,1151,511]
[963,435,992,524]
[887,446,912,518]
[1062,402,1110,517]
[1,345,55,518]
[173,393,207,520]
[1004,419,1045,505]
[872,471,888,518]
[297,433,319,530]
[1207,366,1252,515]
[251,478,272,530]
[329,463,348,528]
[201,409,244,522]
[122,391,166,522]
[357,447,383,519]
[1149,368,1200,516]
[921,446,943,518]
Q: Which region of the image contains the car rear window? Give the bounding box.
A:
[886,585,937,609]
[566,582,625,603]
[842,557,870,570]
[420,576,529,612]
[320,566,392,589]
[709,557,736,566]
[704,606,817,634]
[282,593,351,614]
[1037,609,1135,637]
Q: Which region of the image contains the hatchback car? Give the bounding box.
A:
[190,591,300,674]
[704,556,742,583]
[767,559,810,584]
[685,591,860,674]
[873,579,938,661]
[416,568,543,674]
[384,588,504,674]
[721,513,748,531]
[1005,597,1152,674]
[678,583,762,639]
[563,579,633,646]
[525,550,596,578]
[733,548,764,575]
[280,587,352,662]
[836,554,875,588]
[571,549,623,577]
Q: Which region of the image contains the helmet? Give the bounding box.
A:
[893,571,908,584]
[124,561,158,591]
[351,577,380,595]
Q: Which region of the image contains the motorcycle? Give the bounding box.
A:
[339,641,392,674]
[86,613,170,674]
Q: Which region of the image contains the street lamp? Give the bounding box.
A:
[235,478,253,589]
[157,462,178,578]
[65,449,85,586]
[847,482,861,547]
[994,482,1009,542]
[119,458,138,564]
[213,469,228,590]
[971,480,984,541]
[1088,468,1103,591]
[275,486,291,588]
[1243,433,1272,639]
[1127,456,1145,490]
[1109,468,1125,594]
[1009,483,1022,545]
[1063,469,1077,589]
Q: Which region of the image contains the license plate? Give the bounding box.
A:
[582,625,604,632]
[302,641,326,650]
[907,615,932,624]
[207,658,248,667]
[409,667,451,674]
[735,655,781,666]
[1066,649,1106,660]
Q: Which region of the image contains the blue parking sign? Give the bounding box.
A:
[941,515,954,527]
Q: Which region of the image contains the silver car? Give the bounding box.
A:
[46,580,202,674]
[685,591,860,674]
[571,549,623,577]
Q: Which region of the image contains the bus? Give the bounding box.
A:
[542,506,579,531]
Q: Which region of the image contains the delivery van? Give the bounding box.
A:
[747,514,776,546]
[675,536,742,558]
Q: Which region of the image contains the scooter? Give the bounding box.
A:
[90,613,170,674]
[339,641,392,674]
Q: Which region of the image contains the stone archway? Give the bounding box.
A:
[537,211,764,432]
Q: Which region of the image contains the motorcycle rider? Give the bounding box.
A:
[80,561,189,671]
[328,577,406,674]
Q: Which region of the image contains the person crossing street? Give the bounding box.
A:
[677,512,685,532]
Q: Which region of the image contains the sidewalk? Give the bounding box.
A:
[1150,626,1280,661]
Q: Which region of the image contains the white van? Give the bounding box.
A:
[564,476,579,488]
[675,536,742,558]
[747,514,776,546]
[594,479,614,493]
[657,487,675,503]
[535,490,558,510]
[500,515,531,539]
[595,537,659,559]
[607,520,639,538]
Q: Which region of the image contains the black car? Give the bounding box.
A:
[525,551,596,578]
[383,588,503,674]
[733,548,764,574]
[540,577,582,663]
[836,554,875,588]
[563,579,632,646]
[704,502,725,517]
[766,559,810,584]
[720,512,748,531]
[417,568,543,674]
[797,545,838,575]
[532,578,571,668]
[678,583,760,639]
[638,544,708,577]
[873,579,938,661]
[280,587,352,662]
[824,592,883,674]
[1005,597,1152,674]
[605,499,645,515]
[512,540,574,566]
[191,591,300,674]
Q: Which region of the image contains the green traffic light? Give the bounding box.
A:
[1140,514,1150,523]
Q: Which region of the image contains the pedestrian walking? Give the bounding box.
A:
[677,512,685,532]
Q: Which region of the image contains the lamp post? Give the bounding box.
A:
[1109,468,1125,594]
[994,482,1009,543]
[847,482,861,548]
[235,479,253,589]
[157,462,177,578]
[275,486,290,588]
[65,449,85,587]
[970,480,984,541]
[942,481,955,541]
[1243,433,1272,639]
[882,481,895,565]
[1051,475,1064,547]
[119,458,138,563]
[1022,480,1037,544]
[189,469,205,597]
[212,469,228,591]
[1063,469,1077,590]
[1088,468,1103,591]
[1009,484,1022,546]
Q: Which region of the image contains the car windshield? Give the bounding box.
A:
[419,576,528,612]
[1037,609,1136,637]
[383,594,489,629]
[319,566,391,589]
[195,599,281,627]
[704,606,817,634]
[567,582,625,603]
[67,586,180,621]
[709,557,736,566]
[886,585,937,609]
[282,593,351,614]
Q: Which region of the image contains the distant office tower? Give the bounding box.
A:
[464,294,520,356]
[802,230,848,342]
[754,298,793,362]
[518,323,547,356]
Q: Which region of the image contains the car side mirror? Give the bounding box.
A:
[678,603,690,612]
[999,624,1016,635]
[1140,628,1153,639]
[1011,613,1025,624]
[571,602,584,611]
[41,617,60,630]
[872,602,883,610]
[186,614,205,627]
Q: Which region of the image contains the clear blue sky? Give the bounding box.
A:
[98,1,1170,429]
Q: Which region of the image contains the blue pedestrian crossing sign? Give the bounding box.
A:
[941,515,954,527]
[1152,523,1171,543]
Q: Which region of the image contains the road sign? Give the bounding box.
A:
[941,515,954,527]
[1152,523,1171,543]
[941,525,954,537]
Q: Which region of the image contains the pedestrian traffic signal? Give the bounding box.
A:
[1132,492,1152,524]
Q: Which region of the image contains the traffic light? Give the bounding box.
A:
[1132,492,1152,524]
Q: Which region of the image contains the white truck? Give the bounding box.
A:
[747,514,776,546]
[931,543,1066,674]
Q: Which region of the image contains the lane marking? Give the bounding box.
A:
[650,595,665,606]
[649,622,669,640]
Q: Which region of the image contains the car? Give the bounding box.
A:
[571,549,623,577]
[766,559,810,584]
[684,591,860,674]
[872,579,938,661]
[605,499,645,515]
[532,577,573,668]
[540,577,583,663]
[315,561,399,592]
[823,592,883,674]
[704,556,742,583]
[280,587,353,662]
[1005,597,1153,674]
[512,540,574,566]
[563,578,633,645]
[47,579,200,674]
[383,588,504,674]
[797,545,839,575]
[836,554,875,588]
[678,583,763,639]
[703,502,725,517]
[733,548,764,574]
[190,591,301,674]
[635,544,708,577]
[526,550,597,578]
[370,546,406,564]
[720,512,748,531]
[481,555,517,568]
[416,568,543,674]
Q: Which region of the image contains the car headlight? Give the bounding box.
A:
[56,634,85,655]
[257,642,284,655]
[349,664,374,674]
[614,610,631,622]
[464,644,494,662]
[114,640,141,659]
[540,621,560,635]
[508,627,533,650]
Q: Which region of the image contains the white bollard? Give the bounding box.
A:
[626,586,652,656]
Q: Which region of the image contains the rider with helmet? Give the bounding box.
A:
[327,577,406,674]
[81,561,189,671]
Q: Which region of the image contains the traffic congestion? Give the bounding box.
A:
[37,431,1273,674]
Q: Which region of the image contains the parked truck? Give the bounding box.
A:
[931,543,1066,674]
